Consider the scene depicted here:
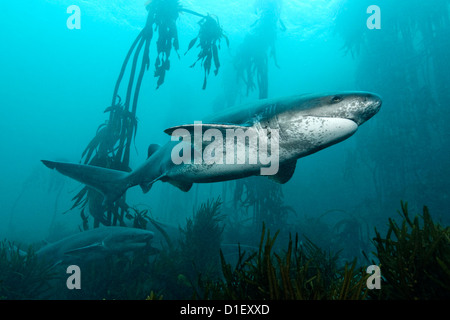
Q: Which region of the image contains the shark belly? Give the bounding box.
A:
[278,116,359,160]
[167,162,261,183]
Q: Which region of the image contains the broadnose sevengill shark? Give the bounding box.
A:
[42,92,382,204]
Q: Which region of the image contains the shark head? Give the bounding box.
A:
[278,91,382,126]
[303,92,382,126]
[276,92,382,159]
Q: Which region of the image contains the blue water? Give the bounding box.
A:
[1,0,449,299]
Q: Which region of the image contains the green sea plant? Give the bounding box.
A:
[127,206,152,230]
[233,177,295,231]
[200,224,369,300]
[69,252,156,300]
[185,14,229,89]
[230,1,287,233]
[369,201,450,300]
[0,241,56,300]
[146,291,164,300]
[305,209,370,263]
[147,198,226,299]
[148,0,182,89]
[180,198,225,276]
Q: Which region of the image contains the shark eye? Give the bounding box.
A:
[331,96,343,103]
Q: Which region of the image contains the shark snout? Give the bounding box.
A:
[354,92,382,126]
[366,93,382,116]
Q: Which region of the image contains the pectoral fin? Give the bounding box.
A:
[140,175,165,194]
[269,160,297,184]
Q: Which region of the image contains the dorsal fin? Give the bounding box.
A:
[268,160,297,184]
[147,144,161,159]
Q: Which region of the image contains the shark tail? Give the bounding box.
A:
[41,160,132,205]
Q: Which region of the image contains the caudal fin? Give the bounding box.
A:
[41,160,131,205]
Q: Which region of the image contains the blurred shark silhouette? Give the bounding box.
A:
[35,226,156,265]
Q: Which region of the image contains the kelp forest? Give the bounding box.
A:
[2,0,450,300]
[71,0,229,229]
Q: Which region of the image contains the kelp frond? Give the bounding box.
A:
[201,224,368,300]
[371,201,450,299]
[185,14,229,89]
[0,241,56,299]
